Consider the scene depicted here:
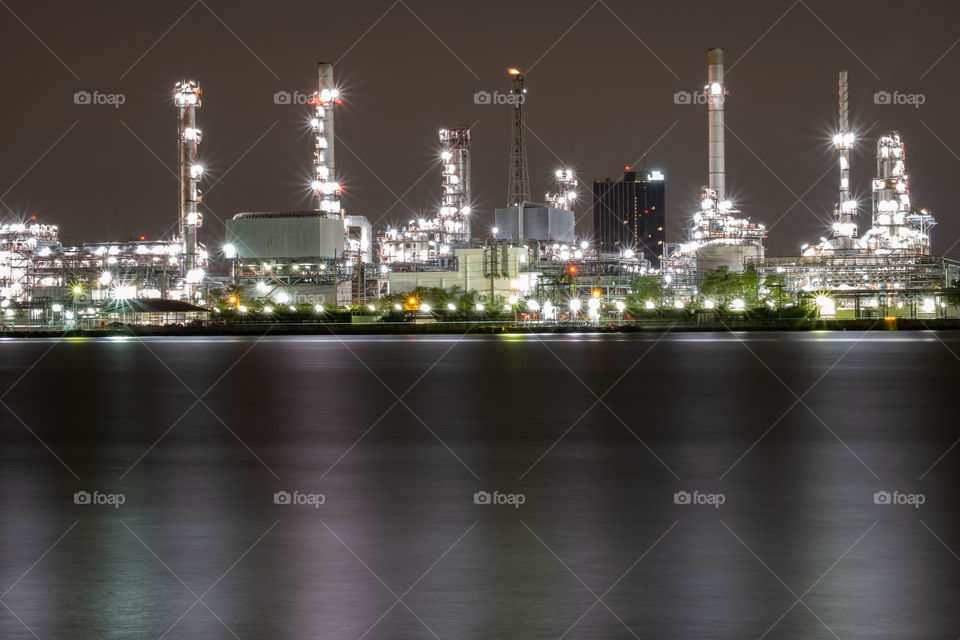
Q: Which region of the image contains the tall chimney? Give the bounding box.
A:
[318,63,335,180]
[707,48,725,202]
[312,62,342,215]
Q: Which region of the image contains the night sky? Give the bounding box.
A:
[3,0,960,260]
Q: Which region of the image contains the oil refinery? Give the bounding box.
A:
[1,48,958,330]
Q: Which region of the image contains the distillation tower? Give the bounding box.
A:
[861,132,935,255]
[668,48,765,275]
[174,80,203,279]
[439,125,471,247]
[506,68,530,206]
[546,169,577,209]
[832,71,858,249]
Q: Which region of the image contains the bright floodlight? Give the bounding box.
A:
[615,301,625,312]
[644,300,655,309]
[814,295,836,316]
[491,226,499,235]
[569,299,581,312]
[730,298,746,311]
[315,304,324,312]
[526,299,540,311]
[421,304,432,313]
[447,303,456,311]
[475,302,484,312]
[704,300,715,309]
[223,243,237,259]
[263,306,273,313]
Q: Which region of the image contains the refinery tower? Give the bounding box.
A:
[174,80,204,281]
[677,48,766,273]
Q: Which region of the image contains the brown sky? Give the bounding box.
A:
[2,0,959,260]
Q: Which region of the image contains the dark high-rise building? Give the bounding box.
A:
[593,169,665,266]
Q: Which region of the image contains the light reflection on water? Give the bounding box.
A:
[0,332,958,639]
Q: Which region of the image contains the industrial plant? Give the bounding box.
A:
[1,48,957,329]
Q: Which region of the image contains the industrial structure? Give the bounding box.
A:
[439,126,472,246]
[745,70,955,317]
[225,62,377,306]
[662,48,767,291]
[174,80,204,281]
[495,165,577,246]
[311,63,341,216]
[377,125,473,265]
[1,80,211,328]
[506,68,530,207]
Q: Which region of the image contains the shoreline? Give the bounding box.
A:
[2,317,959,337]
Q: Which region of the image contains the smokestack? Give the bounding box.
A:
[707,48,725,202]
[318,63,335,178]
[312,62,342,215]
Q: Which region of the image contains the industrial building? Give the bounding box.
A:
[592,168,665,264]
[225,211,354,305]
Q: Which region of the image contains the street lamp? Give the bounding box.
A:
[71,285,83,328]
